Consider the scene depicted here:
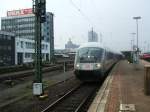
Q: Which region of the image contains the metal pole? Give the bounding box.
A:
[131,33,136,49]
[148,44,150,52]
[133,16,141,64]
[32,0,43,96]
[136,19,139,63]
[50,13,54,63]
[136,19,139,53]
[33,0,46,96]
[36,11,42,83]
[131,40,133,51]
[130,33,136,63]
[144,41,147,53]
[131,39,133,63]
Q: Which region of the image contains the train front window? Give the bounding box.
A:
[77,47,103,63]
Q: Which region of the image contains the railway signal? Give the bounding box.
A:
[32,0,46,96]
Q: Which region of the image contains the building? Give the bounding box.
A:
[65,39,79,50]
[88,29,98,42]
[1,8,54,64]
[43,12,54,62]
[0,31,15,66]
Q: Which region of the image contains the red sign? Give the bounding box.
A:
[7,8,33,16]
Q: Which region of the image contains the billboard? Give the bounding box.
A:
[7,8,33,17]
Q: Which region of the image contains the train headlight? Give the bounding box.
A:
[96,63,101,68]
[76,64,80,68]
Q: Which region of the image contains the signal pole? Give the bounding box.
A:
[32,0,46,96]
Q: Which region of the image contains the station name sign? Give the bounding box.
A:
[7,8,33,17]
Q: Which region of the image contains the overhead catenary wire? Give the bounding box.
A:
[69,0,103,43]
[69,0,94,28]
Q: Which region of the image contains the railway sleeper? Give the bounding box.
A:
[3,79,16,87]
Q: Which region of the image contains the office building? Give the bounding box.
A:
[0,31,15,66]
[88,30,98,42]
[65,39,79,49]
[1,8,54,64]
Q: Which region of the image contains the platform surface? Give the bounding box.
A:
[88,60,150,112]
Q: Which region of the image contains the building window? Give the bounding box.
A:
[7,36,11,40]
[45,45,47,50]
[25,53,34,59]
[8,46,11,50]
[26,42,34,49]
[17,42,19,46]
[21,41,23,48]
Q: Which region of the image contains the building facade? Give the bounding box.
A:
[42,12,54,62]
[88,30,98,42]
[65,39,79,50]
[1,8,54,64]
[0,31,15,66]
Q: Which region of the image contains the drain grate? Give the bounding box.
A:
[119,104,135,111]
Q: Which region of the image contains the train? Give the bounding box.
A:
[74,42,122,81]
[140,52,150,62]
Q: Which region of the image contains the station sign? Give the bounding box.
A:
[7,8,33,17]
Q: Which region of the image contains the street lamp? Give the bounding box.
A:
[133,16,141,63]
[133,16,141,51]
[130,33,136,63]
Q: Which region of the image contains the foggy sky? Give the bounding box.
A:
[0,0,150,52]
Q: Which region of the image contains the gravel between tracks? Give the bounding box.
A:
[0,70,77,112]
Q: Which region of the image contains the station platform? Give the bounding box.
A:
[88,60,150,112]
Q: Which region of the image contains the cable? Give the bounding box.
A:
[69,0,94,27]
[69,0,103,43]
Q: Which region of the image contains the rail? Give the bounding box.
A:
[41,83,99,112]
[0,65,62,82]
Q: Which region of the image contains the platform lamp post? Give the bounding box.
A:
[131,33,136,50]
[144,41,147,53]
[130,33,136,63]
[32,0,46,96]
[130,33,136,50]
[133,16,141,64]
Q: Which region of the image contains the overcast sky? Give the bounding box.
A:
[0,0,150,51]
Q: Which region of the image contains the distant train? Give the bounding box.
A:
[74,42,122,81]
[140,52,150,62]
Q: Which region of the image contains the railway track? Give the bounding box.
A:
[41,83,100,112]
[0,76,79,112]
[0,65,63,82]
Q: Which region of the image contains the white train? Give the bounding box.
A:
[74,42,122,81]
